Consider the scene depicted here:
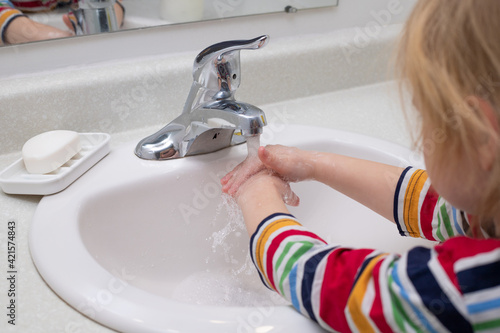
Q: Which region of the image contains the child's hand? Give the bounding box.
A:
[221,151,265,195]
[221,144,315,195]
[236,170,300,207]
[259,145,316,182]
[235,170,299,235]
[4,16,73,44]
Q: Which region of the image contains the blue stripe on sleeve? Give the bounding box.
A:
[452,207,465,236]
[406,247,473,332]
[467,298,500,314]
[391,261,438,333]
[394,166,413,236]
[457,260,500,293]
[301,248,333,323]
[289,265,300,311]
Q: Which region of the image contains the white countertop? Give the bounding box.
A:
[0,80,413,333]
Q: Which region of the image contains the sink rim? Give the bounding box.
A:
[29,124,421,333]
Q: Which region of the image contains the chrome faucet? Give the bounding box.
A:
[71,0,119,35]
[135,35,269,160]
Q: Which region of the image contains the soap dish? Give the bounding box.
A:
[0,133,110,195]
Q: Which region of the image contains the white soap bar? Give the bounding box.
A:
[22,130,82,174]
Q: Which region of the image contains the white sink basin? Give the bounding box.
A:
[30,124,432,333]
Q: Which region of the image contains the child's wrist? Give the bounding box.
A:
[236,176,289,234]
[236,175,277,204]
[307,151,324,182]
[1,11,26,45]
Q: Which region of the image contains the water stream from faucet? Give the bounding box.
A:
[170,134,291,306]
[245,135,261,159]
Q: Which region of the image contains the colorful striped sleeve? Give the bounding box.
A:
[394,167,468,242]
[9,0,58,12]
[250,213,500,332]
[0,1,25,45]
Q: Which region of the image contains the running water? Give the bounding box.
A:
[209,135,261,255]
[172,191,287,306]
[171,135,288,306]
[246,135,260,158]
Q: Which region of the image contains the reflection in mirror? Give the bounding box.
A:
[0,0,124,45]
[0,0,337,46]
[70,0,122,35]
[125,0,338,25]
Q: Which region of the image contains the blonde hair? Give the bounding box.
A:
[397,0,500,222]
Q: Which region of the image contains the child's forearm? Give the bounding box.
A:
[311,152,404,223]
[236,177,291,235]
[0,5,25,45]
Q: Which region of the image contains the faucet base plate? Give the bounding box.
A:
[186,128,237,156]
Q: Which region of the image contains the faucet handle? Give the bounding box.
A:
[192,35,269,99]
[194,35,269,67]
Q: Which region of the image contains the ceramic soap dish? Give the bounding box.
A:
[0,133,110,195]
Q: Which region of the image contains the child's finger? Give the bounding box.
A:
[258,146,272,166]
[220,171,233,185]
[227,179,244,195]
[259,145,286,173]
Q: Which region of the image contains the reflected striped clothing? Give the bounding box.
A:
[250,167,500,332]
[0,1,72,44]
[0,1,24,44]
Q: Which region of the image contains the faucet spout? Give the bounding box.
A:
[200,100,267,136]
[134,100,266,160]
[135,35,270,160]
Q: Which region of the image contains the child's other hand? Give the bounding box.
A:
[221,150,265,195]
[259,145,316,182]
[237,170,300,207]
[4,16,73,44]
[233,169,299,235]
[221,144,315,195]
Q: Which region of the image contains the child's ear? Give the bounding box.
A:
[466,96,500,171]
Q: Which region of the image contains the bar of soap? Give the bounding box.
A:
[22,130,82,174]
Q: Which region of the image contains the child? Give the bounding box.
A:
[221,0,500,332]
[0,0,124,45]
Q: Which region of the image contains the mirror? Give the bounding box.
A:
[6,0,337,47]
[124,0,338,25]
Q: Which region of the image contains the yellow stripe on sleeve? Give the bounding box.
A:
[255,218,301,286]
[403,169,428,238]
[0,9,22,28]
[346,254,387,333]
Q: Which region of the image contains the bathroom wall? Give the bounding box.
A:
[0,0,417,155]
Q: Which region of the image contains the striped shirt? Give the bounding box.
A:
[0,0,72,44]
[3,1,72,12]
[0,1,24,44]
[250,167,500,332]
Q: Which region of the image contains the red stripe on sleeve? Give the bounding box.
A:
[436,237,500,291]
[420,186,439,241]
[370,260,394,332]
[319,248,374,332]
